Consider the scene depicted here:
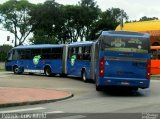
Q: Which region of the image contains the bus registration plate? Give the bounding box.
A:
[121,82,130,85]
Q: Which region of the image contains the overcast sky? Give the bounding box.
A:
[0,0,160,45]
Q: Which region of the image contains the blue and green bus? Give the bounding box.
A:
[5,44,64,76]
[5,31,151,91]
[95,31,151,91]
[5,42,95,82]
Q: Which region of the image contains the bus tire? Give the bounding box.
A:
[13,66,19,74]
[44,67,52,77]
[96,85,102,91]
[60,74,67,77]
[131,87,138,91]
[29,73,34,75]
[81,70,87,82]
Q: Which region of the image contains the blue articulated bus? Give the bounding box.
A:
[95,31,151,91]
[5,31,150,91]
[5,44,64,76]
[5,42,96,82]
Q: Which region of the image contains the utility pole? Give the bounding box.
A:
[14,0,17,47]
[120,10,123,30]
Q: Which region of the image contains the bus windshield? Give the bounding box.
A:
[101,36,149,53]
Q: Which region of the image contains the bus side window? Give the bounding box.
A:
[77,47,83,60]
[25,50,31,59]
[41,48,51,59]
[151,49,157,59]
[12,50,19,60]
[31,49,41,58]
[68,47,77,59]
[82,46,91,61]
[51,48,63,59]
[67,48,71,59]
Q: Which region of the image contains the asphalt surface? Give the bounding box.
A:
[0,72,160,119]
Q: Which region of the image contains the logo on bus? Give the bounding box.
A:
[33,55,41,65]
[71,55,76,66]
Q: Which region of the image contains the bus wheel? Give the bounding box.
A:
[131,87,138,92]
[96,85,103,91]
[13,66,19,74]
[44,67,52,76]
[60,74,67,77]
[81,70,87,82]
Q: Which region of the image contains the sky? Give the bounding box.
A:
[1,0,160,46]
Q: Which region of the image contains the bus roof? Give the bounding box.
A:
[101,31,150,38]
[69,41,94,46]
[13,44,64,49]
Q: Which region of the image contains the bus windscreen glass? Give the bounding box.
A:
[101,36,149,53]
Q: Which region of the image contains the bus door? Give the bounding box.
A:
[151,48,160,74]
[5,50,13,71]
[67,46,79,76]
[67,46,91,78]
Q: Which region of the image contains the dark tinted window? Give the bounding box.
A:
[41,48,63,59]
[12,50,19,60]
[101,36,149,53]
[68,46,91,61]
[25,49,31,59]
[51,48,63,59]
[31,49,41,58]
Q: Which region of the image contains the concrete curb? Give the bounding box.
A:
[0,92,73,108]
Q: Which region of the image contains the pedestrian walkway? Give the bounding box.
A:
[0,87,73,108]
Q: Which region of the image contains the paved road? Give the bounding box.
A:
[0,72,160,118]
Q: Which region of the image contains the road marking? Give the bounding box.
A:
[46,111,64,114]
[0,107,45,113]
[55,115,86,119]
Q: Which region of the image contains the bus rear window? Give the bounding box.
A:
[101,36,149,53]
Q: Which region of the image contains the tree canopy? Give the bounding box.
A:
[0,0,35,46]
[0,0,158,45]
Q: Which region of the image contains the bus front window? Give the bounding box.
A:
[7,51,13,61]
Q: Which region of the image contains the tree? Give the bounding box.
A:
[30,0,100,44]
[78,0,100,41]
[139,16,158,21]
[60,0,100,42]
[0,0,35,46]
[89,8,128,40]
[29,0,64,44]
